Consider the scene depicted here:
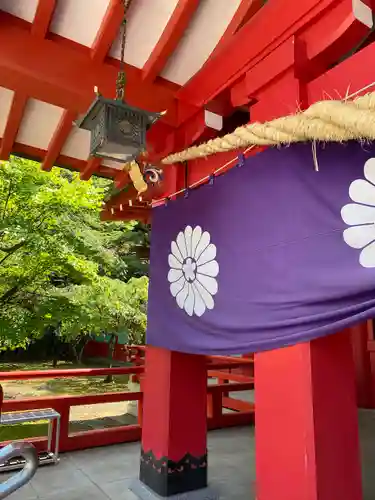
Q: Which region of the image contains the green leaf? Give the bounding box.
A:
[0,156,149,349]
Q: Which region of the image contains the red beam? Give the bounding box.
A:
[0,365,144,381]
[0,12,177,122]
[101,207,151,223]
[41,109,77,171]
[31,0,56,39]
[97,164,119,177]
[0,93,28,161]
[105,186,140,207]
[91,0,124,64]
[177,0,344,108]
[80,157,102,180]
[142,0,199,83]
[0,139,119,179]
[308,40,375,102]
[298,0,371,81]
[209,0,265,60]
[114,170,131,190]
[3,392,141,410]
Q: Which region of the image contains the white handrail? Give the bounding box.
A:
[0,442,38,499]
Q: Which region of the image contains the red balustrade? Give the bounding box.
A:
[0,350,254,453]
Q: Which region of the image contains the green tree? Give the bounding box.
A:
[0,156,148,351]
[42,276,148,345]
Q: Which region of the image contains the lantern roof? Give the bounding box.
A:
[77,96,161,131]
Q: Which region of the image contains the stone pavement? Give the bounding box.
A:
[3,410,375,500]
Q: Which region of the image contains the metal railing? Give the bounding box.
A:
[0,442,38,499]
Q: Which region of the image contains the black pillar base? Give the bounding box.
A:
[139,449,207,498]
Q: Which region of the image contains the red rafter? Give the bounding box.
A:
[142,0,199,84]
[91,0,125,64]
[209,0,264,60]
[0,93,28,161]
[42,109,77,171]
[0,13,177,123]
[80,158,102,181]
[31,0,56,39]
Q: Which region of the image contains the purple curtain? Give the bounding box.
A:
[147,141,375,354]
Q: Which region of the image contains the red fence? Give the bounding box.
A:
[0,352,254,454]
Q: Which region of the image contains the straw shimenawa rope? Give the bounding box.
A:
[161,92,375,164]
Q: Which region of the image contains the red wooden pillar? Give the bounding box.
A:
[131,346,210,499]
[255,332,362,500]
[349,321,374,408]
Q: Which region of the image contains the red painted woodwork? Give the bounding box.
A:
[42,109,77,171]
[299,0,370,70]
[113,171,133,191]
[179,146,262,194]
[0,366,143,381]
[31,0,56,39]
[0,355,254,453]
[2,389,142,453]
[0,93,28,161]
[349,321,375,408]
[101,208,150,223]
[91,0,126,64]
[142,0,200,84]
[255,332,362,500]
[153,0,374,211]
[170,108,219,155]
[308,39,375,103]
[231,1,369,112]
[209,0,265,61]
[83,339,109,359]
[0,13,177,122]
[365,323,375,405]
[1,0,374,221]
[141,346,207,461]
[84,338,133,363]
[177,0,343,108]
[80,158,102,181]
[0,139,118,179]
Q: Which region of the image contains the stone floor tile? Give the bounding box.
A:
[39,483,109,500]
[30,458,92,497]
[70,444,140,486]
[100,478,139,500]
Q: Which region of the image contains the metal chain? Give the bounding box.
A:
[115,0,132,100]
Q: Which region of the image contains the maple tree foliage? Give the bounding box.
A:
[0,157,149,350]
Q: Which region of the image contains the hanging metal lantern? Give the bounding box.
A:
[77,97,160,163]
[77,0,161,164]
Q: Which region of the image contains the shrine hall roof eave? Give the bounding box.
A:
[2,0,372,223]
[0,1,263,189]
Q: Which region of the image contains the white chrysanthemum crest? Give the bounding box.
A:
[341,157,375,267]
[167,225,219,317]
